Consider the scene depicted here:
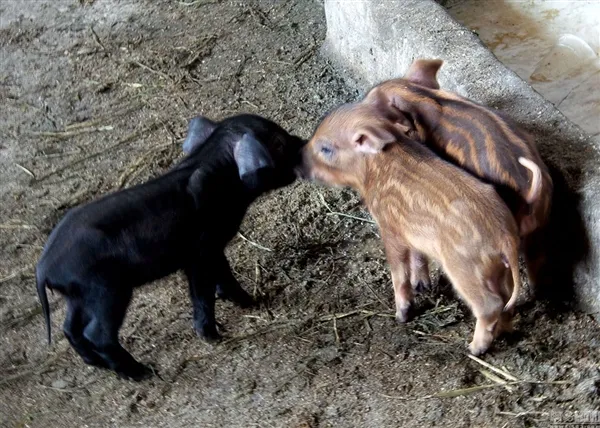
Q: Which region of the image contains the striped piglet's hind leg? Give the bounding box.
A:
[444,262,507,356]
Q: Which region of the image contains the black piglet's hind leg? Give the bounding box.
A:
[82,287,153,381]
[63,298,108,368]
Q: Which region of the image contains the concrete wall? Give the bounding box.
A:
[322,0,600,316]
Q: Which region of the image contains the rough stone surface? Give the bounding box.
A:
[322,0,600,316]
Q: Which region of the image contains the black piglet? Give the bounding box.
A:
[36,114,304,380]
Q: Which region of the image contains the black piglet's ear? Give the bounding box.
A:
[233,133,274,188]
[182,116,218,154]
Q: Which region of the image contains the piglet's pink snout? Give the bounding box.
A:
[295,148,315,180]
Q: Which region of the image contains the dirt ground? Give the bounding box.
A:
[1,1,599,427]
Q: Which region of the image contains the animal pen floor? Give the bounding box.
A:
[0,1,598,427]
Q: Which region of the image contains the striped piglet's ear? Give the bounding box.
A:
[352,125,397,154]
[404,58,443,89]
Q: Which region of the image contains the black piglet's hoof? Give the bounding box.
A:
[235,293,257,309]
[196,325,222,343]
[81,355,110,369]
[116,363,155,382]
[216,285,256,309]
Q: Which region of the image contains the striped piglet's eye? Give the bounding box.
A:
[321,146,333,156]
[319,143,335,158]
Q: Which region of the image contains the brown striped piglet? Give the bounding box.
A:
[363,59,552,288]
[298,102,540,355]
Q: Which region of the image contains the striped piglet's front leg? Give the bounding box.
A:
[409,251,431,293]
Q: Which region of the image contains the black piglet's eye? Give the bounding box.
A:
[271,135,285,155]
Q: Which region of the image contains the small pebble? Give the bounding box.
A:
[51,379,69,389]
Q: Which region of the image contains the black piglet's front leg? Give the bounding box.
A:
[214,254,255,308]
[185,264,221,342]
